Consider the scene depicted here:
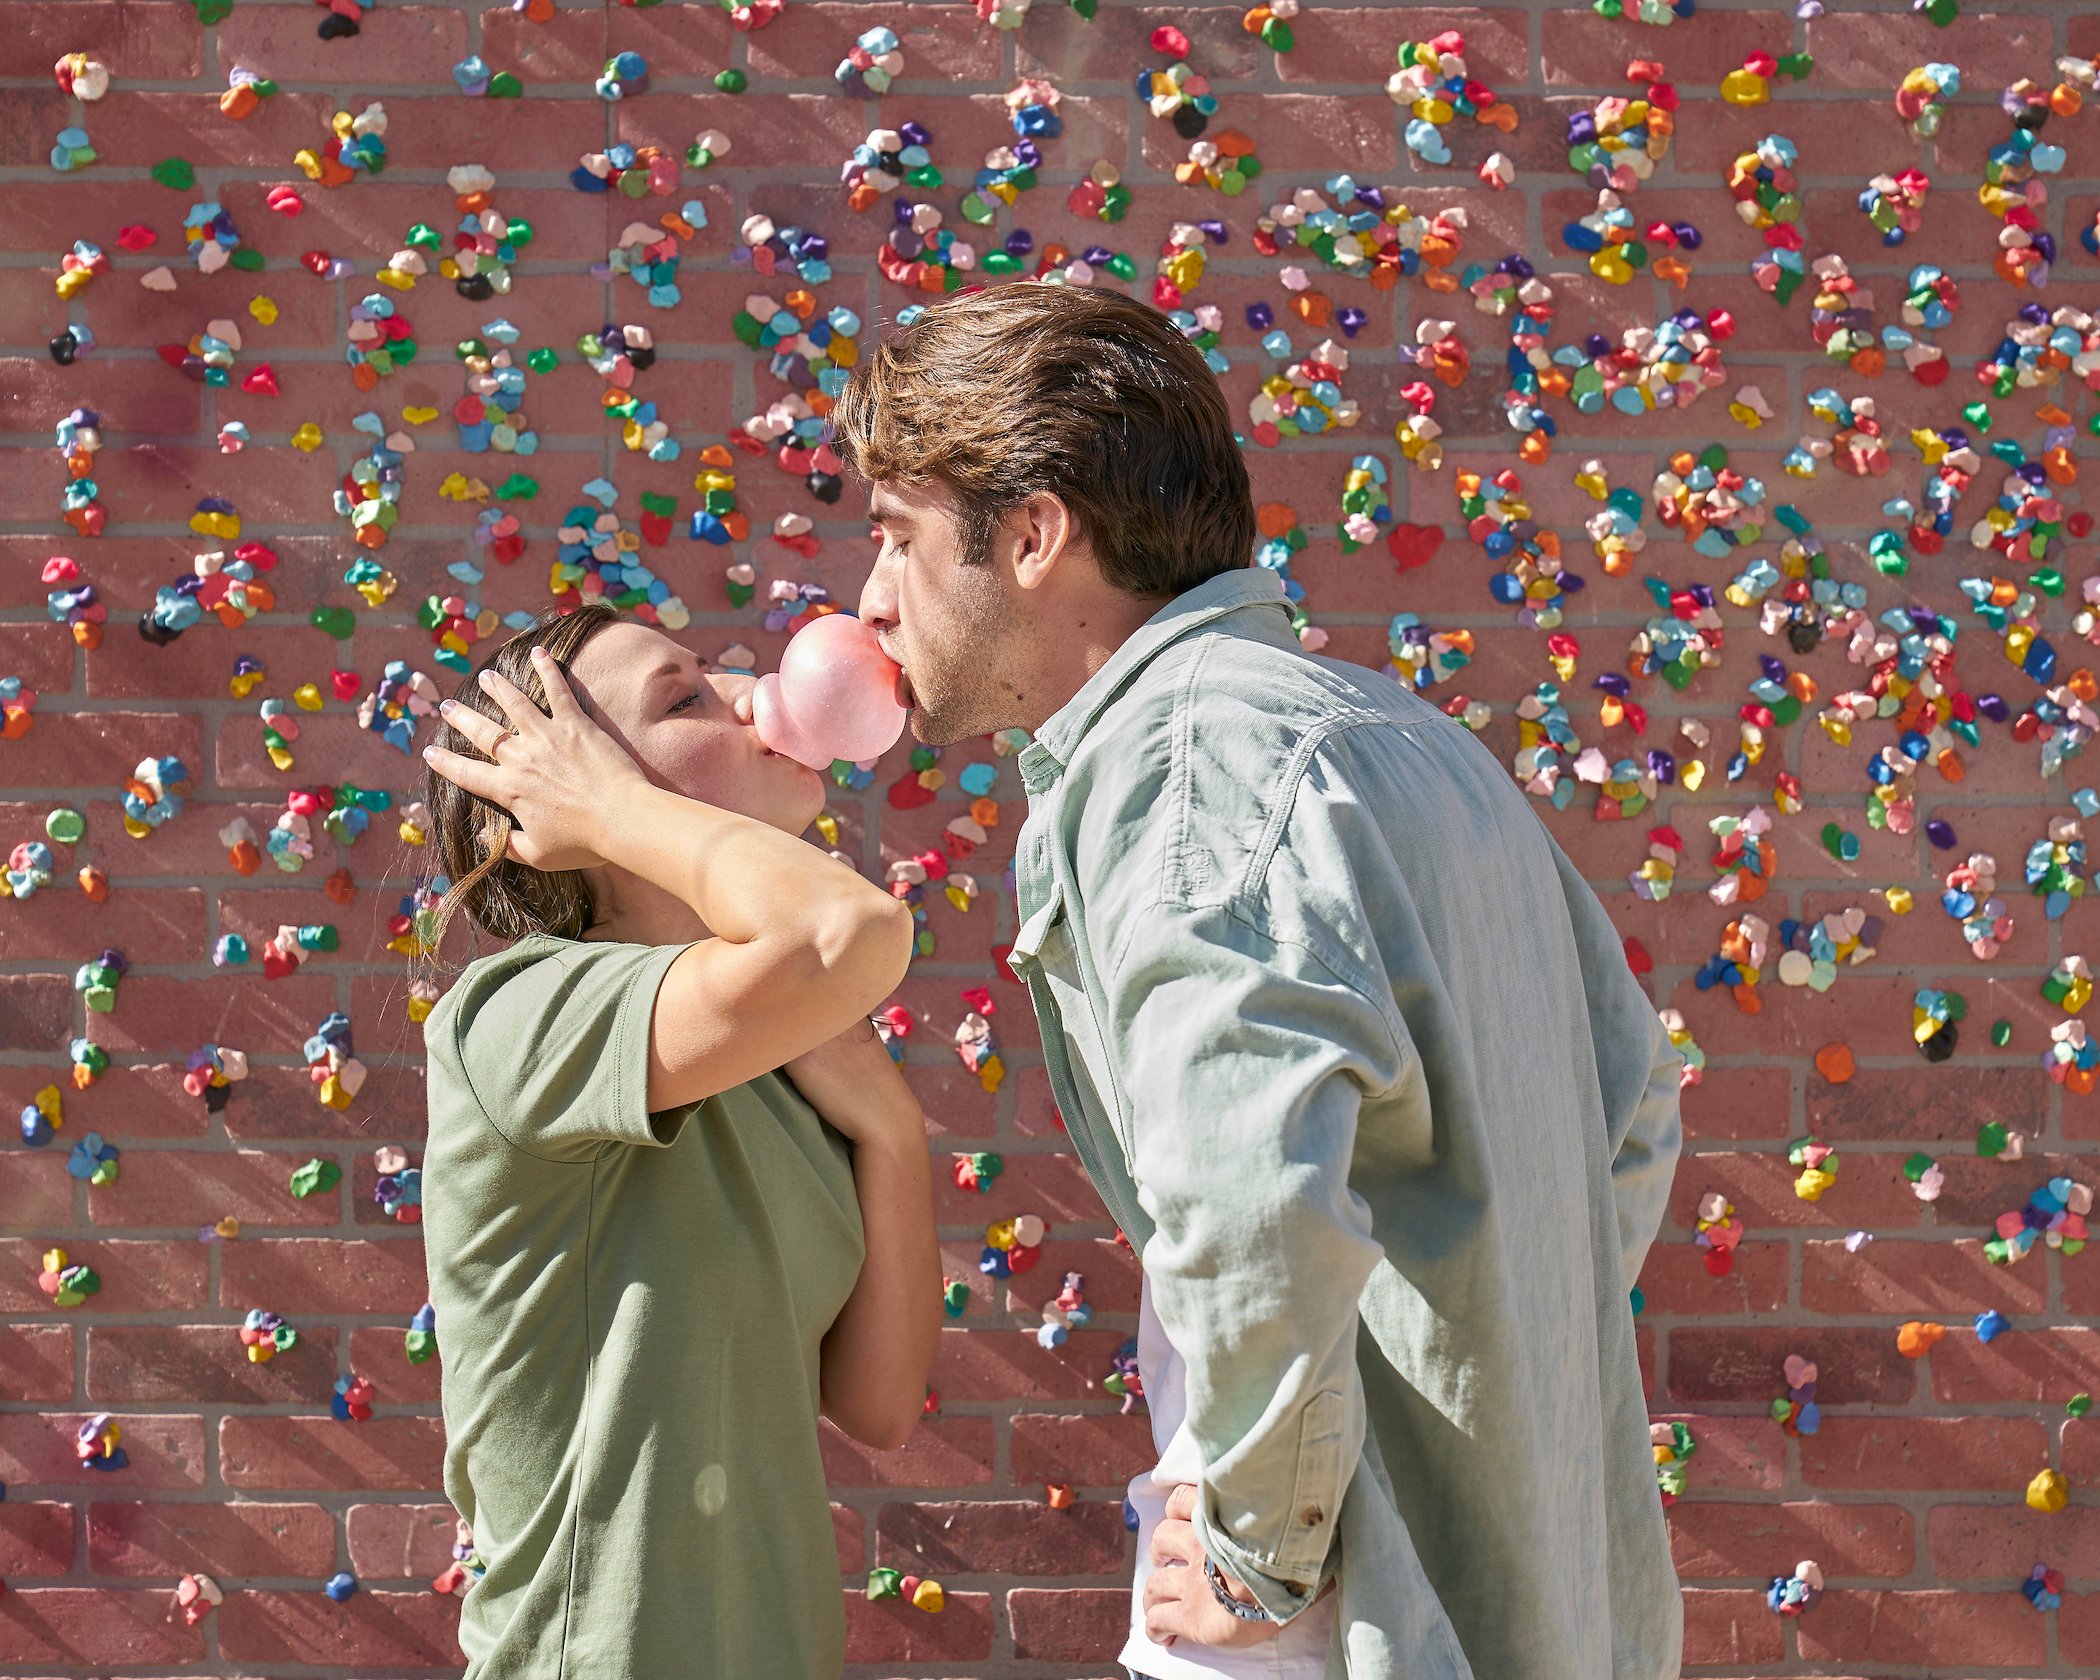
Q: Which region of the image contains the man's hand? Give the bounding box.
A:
[1141,1484,1284,1650]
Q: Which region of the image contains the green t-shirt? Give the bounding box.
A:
[423,934,866,1678]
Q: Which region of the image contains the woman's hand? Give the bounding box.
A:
[783,1016,923,1146]
[423,646,650,872]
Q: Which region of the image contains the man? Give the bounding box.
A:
[832,282,1684,1680]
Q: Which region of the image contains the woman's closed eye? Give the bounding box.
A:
[667,690,706,716]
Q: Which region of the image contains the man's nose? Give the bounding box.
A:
[858,546,900,633]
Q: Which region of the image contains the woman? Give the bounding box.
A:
[417,603,939,1678]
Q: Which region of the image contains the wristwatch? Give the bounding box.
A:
[1203,1555,1274,1623]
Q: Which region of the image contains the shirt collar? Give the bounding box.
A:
[1019,567,1290,788]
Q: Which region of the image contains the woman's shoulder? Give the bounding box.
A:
[423,934,690,1067]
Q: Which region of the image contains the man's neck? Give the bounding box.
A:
[1017,591,1172,735]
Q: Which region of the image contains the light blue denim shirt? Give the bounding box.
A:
[1007,568,1684,1679]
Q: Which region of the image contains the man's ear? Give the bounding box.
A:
[1010,491,1076,592]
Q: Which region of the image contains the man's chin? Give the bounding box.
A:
[905,701,970,749]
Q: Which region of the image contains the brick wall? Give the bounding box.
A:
[3,0,2099,1674]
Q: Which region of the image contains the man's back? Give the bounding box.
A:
[1011,569,1684,1678]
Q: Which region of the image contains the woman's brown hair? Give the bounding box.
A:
[827,282,1257,596]
[419,603,620,955]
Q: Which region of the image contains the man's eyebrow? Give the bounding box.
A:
[867,497,914,529]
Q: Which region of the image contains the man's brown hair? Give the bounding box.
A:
[828,283,1257,598]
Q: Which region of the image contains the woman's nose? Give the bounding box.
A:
[730,684,756,726]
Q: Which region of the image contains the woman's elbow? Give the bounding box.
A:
[827,1391,923,1453]
[812,892,917,996]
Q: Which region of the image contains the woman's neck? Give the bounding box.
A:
[581,867,712,946]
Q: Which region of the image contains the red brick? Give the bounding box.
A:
[217,1587,463,1667]
[2066,1587,2100,1661]
[1931,1327,2100,1405]
[87,1500,336,1578]
[1648,1414,1785,1493]
[1668,1147,1922,1232]
[0,1587,206,1665]
[1804,10,2053,89]
[0,1413,205,1491]
[1927,1152,2087,1227]
[0,1239,207,1314]
[1636,1238,1789,1316]
[748,2,1002,81]
[212,4,469,81]
[0,1324,75,1403]
[219,1237,429,1316]
[1680,1064,1793,1141]
[819,1417,995,1488]
[0,1153,75,1229]
[0,357,202,437]
[1801,1238,2045,1319]
[841,1588,994,1662]
[1008,1586,1131,1661]
[1800,1416,2050,1493]
[349,1326,443,1403]
[933,1327,1135,1403]
[219,1415,447,1492]
[83,973,339,1059]
[1806,1063,2050,1144]
[346,1502,460,1581]
[1797,1587,2048,1665]
[1006,1236,1140,1315]
[1141,91,1397,173]
[1010,1412,1157,1488]
[1280,7,1528,84]
[2066,1416,2100,1483]
[479,2,611,80]
[0,0,205,75]
[0,622,71,696]
[87,1147,342,1230]
[6,1062,210,1142]
[931,1148,1108,1226]
[0,965,76,1041]
[876,1499,1128,1577]
[88,1325,339,1404]
[225,1064,431,1144]
[1929,1502,2100,1581]
[1666,1328,1914,1406]
[1680,1587,1785,1665]
[0,1501,75,1577]
[1668,1500,1913,1580]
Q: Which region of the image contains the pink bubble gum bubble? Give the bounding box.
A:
[751,611,907,769]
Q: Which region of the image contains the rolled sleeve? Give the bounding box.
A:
[448,938,697,1161]
[1105,903,1401,1621]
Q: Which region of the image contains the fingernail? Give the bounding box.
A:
[438,698,455,715]
[421,745,437,760]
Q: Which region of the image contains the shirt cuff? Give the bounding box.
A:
[1195,1514,1331,1627]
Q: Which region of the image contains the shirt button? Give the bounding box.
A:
[1299,1505,1324,1526]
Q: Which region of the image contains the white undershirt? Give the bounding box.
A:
[1119,1277,1339,1680]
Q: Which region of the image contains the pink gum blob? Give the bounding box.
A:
[751,611,908,770]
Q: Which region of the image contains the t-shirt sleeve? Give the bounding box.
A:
[446,939,695,1161]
